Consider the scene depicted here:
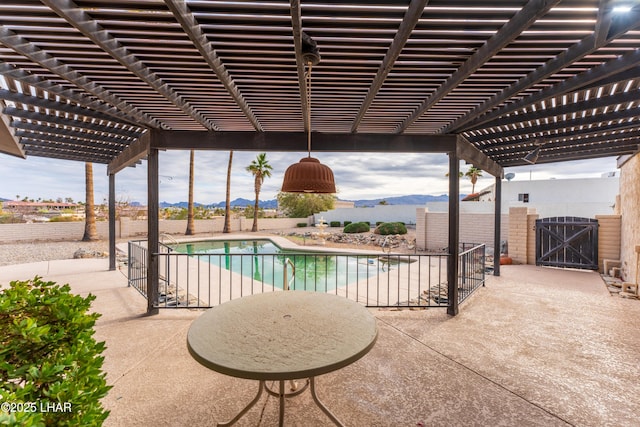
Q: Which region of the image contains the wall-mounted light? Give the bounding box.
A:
[523,147,541,164]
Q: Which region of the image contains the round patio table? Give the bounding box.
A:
[187,291,378,427]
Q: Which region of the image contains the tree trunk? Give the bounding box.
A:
[82,162,98,241]
[186,149,195,235]
[252,176,260,232]
[223,150,233,233]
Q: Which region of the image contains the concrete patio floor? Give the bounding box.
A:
[1,260,639,426]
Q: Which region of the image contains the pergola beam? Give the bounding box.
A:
[0,26,161,130]
[0,89,141,129]
[0,110,24,158]
[456,136,504,178]
[477,116,640,150]
[496,143,640,166]
[43,0,216,130]
[397,0,561,133]
[352,0,430,132]
[12,121,131,146]
[290,0,310,132]
[148,130,457,153]
[164,0,262,131]
[107,132,150,175]
[471,107,640,143]
[0,63,147,128]
[443,8,640,133]
[466,89,640,133]
[4,107,143,140]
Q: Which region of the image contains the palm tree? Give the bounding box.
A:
[82,162,98,241]
[185,149,195,235]
[223,151,233,233]
[465,166,483,193]
[246,153,273,232]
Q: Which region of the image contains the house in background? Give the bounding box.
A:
[474,174,619,218]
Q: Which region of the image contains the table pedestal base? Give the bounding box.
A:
[217,377,344,427]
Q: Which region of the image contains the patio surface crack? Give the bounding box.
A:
[375,316,575,427]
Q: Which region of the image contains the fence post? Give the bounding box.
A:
[147,148,159,315]
[447,152,459,316]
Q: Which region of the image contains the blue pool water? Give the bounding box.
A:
[170,239,380,291]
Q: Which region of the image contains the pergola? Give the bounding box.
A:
[1,1,639,314]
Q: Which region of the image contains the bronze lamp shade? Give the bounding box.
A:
[281,33,336,194]
[281,156,336,193]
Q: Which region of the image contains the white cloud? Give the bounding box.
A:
[0,151,619,204]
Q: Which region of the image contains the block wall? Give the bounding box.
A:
[0,217,310,243]
[507,207,537,264]
[416,209,509,251]
[619,153,640,282]
[596,215,622,272]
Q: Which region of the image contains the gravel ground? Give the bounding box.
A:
[0,240,111,267]
[0,228,419,267]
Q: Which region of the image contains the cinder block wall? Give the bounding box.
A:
[0,217,310,243]
[415,208,508,251]
[507,207,537,264]
[619,153,640,282]
[596,215,622,272]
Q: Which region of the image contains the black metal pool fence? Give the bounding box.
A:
[127,241,486,309]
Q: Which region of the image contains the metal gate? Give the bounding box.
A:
[535,217,599,270]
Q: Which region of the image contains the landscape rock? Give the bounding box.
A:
[73,248,108,259]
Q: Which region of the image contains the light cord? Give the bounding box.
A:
[305,62,312,157]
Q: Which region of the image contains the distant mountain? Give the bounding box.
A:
[151,194,459,209]
[209,198,279,209]
[159,198,278,209]
[347,194,451,207]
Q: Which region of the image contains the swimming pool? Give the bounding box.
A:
[170,239,381,292]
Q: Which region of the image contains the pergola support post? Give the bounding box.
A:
[146,147,159,315]
[447,152,460,316]
[493,175,502,276]
[108,172,116,271]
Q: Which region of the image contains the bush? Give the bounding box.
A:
[374,222,408,235]
[0,277,111,426]
[49,216,81,222]
[343,222,371,233]
[329,221,340,227]
[375,221,383,226]
[0,214,25,224]
[343,221,352,227]
[297,222,308,227]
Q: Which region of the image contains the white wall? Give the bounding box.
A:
[0,217,311,243]
[478,176,618,217]
[314,204,422,225]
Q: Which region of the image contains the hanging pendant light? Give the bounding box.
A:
[281,34,336,194]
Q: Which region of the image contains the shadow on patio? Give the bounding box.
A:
[2,261,638,426]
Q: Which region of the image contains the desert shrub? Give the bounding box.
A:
[0,214,25,224]
[374,222,408,235]
[343,221,352,227]
[296,222,308,227]
[375,221,383,226]
[49,216,80,222]
[329,221,340,227]
[343,222,370,233]
[0,277,111,426]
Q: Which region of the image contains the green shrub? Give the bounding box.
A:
[343,222,370,233]
[0,277,111,426]
[374,222,408,235]
[342,221,351,227]
[329,221,340,227]
[296,222,308,227]
[375,221,383,226]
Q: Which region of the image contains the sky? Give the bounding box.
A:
[0,150,619,205]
